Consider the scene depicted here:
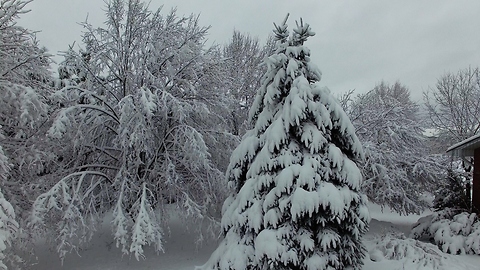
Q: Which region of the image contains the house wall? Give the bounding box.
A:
[474,148,480,213]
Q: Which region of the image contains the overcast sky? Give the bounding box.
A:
[19,0,480,101]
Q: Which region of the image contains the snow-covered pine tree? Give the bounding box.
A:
[198,16,369,270]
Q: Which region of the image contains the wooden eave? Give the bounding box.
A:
[447,134,480,157]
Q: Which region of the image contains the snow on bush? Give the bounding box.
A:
[368,233,446,269]
[365,233,474,270]
[411,209,480,255]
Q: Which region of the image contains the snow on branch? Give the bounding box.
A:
[0,81,48,133]
[112,175,130,254]
[273,14,289,43]
[0,188,18,270]
[0,0,32,30]
[29,171,111,262]
[129,183,163,260]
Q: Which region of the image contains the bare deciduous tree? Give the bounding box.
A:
[31,0,228,261]
[344,82,444,214]
[0,0,54,267]
[221,30,274,136]
[424,67,480,148]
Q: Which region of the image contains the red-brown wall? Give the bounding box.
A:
[473,148,480,213]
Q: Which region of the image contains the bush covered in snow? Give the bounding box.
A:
[411,209,480,255]
[367,232,449,269]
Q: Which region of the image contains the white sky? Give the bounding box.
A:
[19,0,480,100]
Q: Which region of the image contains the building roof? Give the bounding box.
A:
[447,133,480,157]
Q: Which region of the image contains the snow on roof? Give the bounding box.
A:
[446,133,480,156]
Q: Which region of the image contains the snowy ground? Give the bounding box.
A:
[29,204,480,270]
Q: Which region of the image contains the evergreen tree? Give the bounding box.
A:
[198,16,369,270]
[433,168,471,212]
